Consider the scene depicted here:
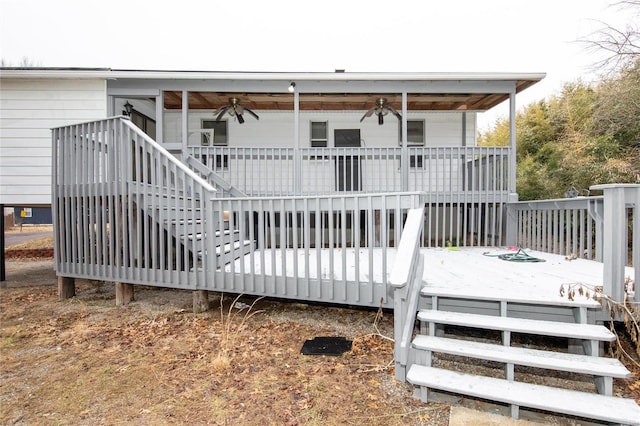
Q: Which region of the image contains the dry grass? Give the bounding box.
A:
[5,235,54,250]
[0,271,448,425]
[5,225,53,233]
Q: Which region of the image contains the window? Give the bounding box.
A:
[201,120,229,168]
[131,110,156,139]
[201,120,228,146]
[399,120,425,146]
[310,121,328,147]
[400,120,425,168]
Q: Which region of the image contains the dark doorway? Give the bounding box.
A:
[334,129,361,191]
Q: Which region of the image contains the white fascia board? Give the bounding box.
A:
[1,68,546,84]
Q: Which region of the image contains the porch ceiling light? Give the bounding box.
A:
[288,82,296,93]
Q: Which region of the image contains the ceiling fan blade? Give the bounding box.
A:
[237,114,245,124]
[378,113,384,125]
[244,107,260,120]
[387,106,402,120]
[215,106,229,121]
[360,108,375,122]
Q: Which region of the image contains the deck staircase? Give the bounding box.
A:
[391,210,640,425]
[138,187,253,272]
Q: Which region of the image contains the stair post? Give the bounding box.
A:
[590,184,640,305]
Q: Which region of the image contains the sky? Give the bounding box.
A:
[0,0,636,130]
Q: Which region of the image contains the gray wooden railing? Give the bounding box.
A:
[52,117,216,288]
[507,184,639,304]
[207,192,424,307]
[52,117,427,308]
[187,146,510,197]
[390,207,425,381]
[506,196,604,260]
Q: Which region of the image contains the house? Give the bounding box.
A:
[1,68,639,424]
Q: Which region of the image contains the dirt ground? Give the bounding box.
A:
[1,253,638,425]
[0,259,450,425]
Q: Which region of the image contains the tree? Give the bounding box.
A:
[580,1,640,71]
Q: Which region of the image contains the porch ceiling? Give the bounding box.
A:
[163,91,518,112]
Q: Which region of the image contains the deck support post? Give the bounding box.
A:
[58,276,75,299]
[193,290,209,313]
[115,282,134,305]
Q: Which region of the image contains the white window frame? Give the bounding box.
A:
[310,121,328,147]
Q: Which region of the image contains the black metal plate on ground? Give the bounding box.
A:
[300,336,352,356]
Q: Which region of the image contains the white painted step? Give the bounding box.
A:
[412,334,630,378]
[417,310,616,341]
[407,365,640,425]
[420,285,600,308]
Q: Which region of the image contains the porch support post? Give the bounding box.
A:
[115,282,134,305]
[508,89,517,201]
[401,92,408,192]
[156,91,164,145]
[293,87,300,195]
[181,90,189,154]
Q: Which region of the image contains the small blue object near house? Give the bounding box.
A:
[13,207,52,225]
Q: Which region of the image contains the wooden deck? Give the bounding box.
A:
[419,246,635,308]
[223,246,633,313]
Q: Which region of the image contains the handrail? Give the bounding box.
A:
[390,207,425,382]
[119,119,216,193]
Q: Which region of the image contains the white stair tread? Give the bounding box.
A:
[420,285,600,308]
[413,335,630,378]
[185,230,240,240]
[417,310,615,341]
[407,365,640,425]
[216,240,252,255]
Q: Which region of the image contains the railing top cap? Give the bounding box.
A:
[590,184,640,190]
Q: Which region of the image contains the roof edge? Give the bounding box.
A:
[0,67,546,83]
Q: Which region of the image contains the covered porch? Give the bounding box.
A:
[106,71,543,198]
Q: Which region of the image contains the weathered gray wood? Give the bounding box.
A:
[407,365,640,425]
[192,290,209,313]
[115,282,134,305]
[58,276,75,299]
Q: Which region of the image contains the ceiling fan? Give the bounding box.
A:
[360,98,402,125]
[213,97,259,124]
